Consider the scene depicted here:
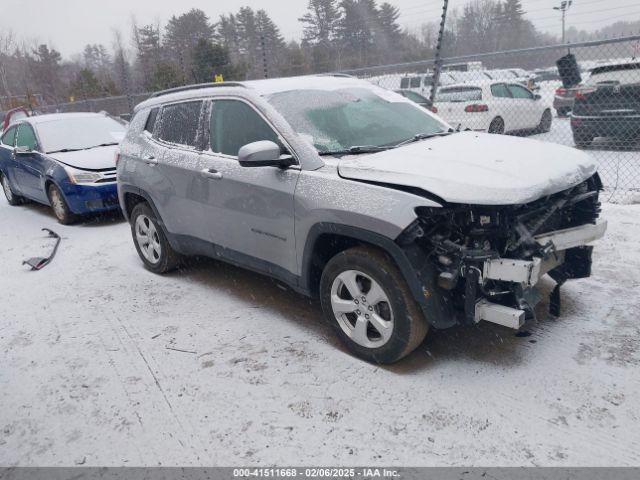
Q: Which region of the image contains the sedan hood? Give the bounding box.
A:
[48,145,118,171]
[337,132,598,205]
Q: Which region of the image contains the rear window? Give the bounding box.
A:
[400,78,410,89]
[409,77,421,88]
[157,101,203,147]
[587,63,640,86]
[436,87,483,102]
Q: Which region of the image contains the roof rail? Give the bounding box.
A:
[150,82,246,98]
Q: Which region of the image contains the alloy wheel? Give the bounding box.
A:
[330,270,394,348]
[135,214,162,264]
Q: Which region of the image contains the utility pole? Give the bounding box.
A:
[260,35,269,79]
[430,0,449,103]
[553,0,573,44]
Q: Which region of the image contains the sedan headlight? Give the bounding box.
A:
[64,166,103,184]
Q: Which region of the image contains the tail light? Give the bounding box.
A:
[571,117,581,126]
[555,87,567,95]
[465,104,489,113]
[430,106,438,113]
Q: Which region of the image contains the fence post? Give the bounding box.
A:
[430,0,449,103]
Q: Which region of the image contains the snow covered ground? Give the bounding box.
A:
[1,190,639,466]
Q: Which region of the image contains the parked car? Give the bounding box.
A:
[0,112,126,223]
[118,76,606,364]
[433,81,552,134]
[571,61,640,148]
[0,107,29,132]
[394,89,436,111]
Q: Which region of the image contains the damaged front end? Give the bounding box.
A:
[397,174,607,330]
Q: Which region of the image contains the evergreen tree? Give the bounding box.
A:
[164,9,215,76]
[191,39,233,83]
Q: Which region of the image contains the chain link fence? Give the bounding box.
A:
[340,35,640,203]
[32,36,640,203]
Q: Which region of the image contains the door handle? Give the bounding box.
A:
[141,154,157,165]
[201,168,223,180]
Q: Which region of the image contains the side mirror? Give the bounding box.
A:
[14,146,32,155]
[238,140,293,168]
[533,94,542,101]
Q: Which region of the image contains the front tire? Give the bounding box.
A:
[1,172,25,206]
[319,246,428,364]
[48,184,77,224]
[130,202,181,273]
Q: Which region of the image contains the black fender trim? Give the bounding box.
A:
[118,185,183,253]
[300,223,456,329]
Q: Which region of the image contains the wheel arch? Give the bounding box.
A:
[300,223,424,304]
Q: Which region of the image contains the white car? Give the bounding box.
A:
[433,81,552,134]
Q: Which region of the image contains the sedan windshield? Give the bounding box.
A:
[266,87,448,154]
[37,116,126,153]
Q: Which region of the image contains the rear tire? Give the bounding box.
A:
[130,202,182,274]
[1,172,25,206]
[319,246,428,364]
[48,184,77,224]
[488,117,505,134]
[536,109,552,133]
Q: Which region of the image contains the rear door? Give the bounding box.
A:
[13,123,48,202]
[152,100,210,242]
[489,82,518,130]
[200,98,300,276]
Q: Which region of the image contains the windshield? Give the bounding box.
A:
[267,87,448,153]
[435,87,483,102]
[37,116,126,153]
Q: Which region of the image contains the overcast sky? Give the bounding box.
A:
[0,0,637,57]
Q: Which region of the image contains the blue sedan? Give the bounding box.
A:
[0,112,126,224]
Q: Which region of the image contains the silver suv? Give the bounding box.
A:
[118,75,606,364]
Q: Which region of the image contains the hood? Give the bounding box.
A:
[337,132,597,205]
[47,145,118,171]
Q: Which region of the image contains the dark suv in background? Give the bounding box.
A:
[571,61,640,148]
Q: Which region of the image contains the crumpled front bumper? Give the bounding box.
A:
[474,220,607,329]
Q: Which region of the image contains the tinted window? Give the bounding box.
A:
[210,100,279,157]
[409,77,421,88]
[400,78,410,89]
[1,126,16,146]
[144,108,159,133]
[435,87,482,102]
[402,90,429,104]
[158,101,203,147]
[491,83,511,98]
[16,124,38,150]
[508,84,534,99]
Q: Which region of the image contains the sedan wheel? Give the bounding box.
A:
[1,174,24,206]
[488,117,505,134]
[330,270,394,349]
[48,184,77,224]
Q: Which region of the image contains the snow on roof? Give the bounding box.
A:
[27,112,105,125]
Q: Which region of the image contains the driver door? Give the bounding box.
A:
[14,123,48,203]
[200,98,300,277]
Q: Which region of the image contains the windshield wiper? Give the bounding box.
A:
[83,142,119,150]
[394,129,455,148]
[47,148,83,154]
[319,145,392,156]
